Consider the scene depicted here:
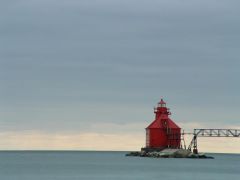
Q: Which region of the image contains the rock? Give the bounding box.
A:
[187,153,199,158]
[126,149,214,159]
[187,153,214,159]
[174,149,191,158]
[125,151,140,156]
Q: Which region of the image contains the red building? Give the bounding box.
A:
[145,99,181,150]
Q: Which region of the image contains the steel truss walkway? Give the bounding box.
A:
[185,129,240,154]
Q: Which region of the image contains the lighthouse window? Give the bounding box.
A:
[160,104,166,107]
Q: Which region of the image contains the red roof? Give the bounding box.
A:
[146,117,180,129]
[158,99,166,105]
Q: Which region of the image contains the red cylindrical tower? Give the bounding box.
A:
[145,99,181,150]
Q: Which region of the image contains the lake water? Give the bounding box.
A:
[0,151,239,180]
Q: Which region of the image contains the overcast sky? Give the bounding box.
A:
[0,0,240,151]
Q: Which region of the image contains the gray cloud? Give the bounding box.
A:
[1,0,240,133]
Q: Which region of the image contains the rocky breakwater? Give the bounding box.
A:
[126,149,214,159]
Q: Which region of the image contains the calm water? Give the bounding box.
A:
[0,151,239,180]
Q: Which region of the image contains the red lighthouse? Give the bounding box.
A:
[145,99,181,151]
